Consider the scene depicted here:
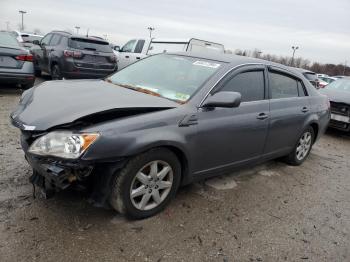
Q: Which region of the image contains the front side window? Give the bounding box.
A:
[220,71,265,102]
[49,34,61,46]
[120,40,136,52]
[41,34,52,45]
[269,72,299,99]
[107,54,223,103]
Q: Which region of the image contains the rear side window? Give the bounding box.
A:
[49,34,61,46]
[134,40,145,53]
[269,72,298,99]
[220,71,265,102]
[69,38,112,52]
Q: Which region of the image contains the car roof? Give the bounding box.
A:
[167,51,304,74]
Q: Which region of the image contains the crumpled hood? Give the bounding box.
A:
[11,79,179,131]
[319,88,350,104]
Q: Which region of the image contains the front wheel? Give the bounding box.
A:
[109,148,181,219]
[284,127,314,166]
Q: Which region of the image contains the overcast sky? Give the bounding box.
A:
[1,0,349,64]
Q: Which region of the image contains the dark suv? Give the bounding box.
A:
[31,31,117,79]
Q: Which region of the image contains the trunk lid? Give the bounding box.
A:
[0,46,28,69]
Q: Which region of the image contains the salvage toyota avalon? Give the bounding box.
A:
[11,53,330,219]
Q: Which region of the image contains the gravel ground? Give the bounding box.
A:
[0,79,350,262]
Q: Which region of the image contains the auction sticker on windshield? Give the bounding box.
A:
[193,61,221,68]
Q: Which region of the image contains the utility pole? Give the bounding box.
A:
[19,10,27,31]
[147,26,155,38]
[75,26,80,34]
[291,46,299,66]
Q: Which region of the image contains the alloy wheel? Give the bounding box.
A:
[296,131,312,161]
[130,160,173,211]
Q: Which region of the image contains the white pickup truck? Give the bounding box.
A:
[114,38,225,70]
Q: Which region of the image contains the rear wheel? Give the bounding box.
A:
[109,148,181,219]
[51,64,62,80]
[284,127,314,166]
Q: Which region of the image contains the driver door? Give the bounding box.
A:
[37,33,53,73]
[192,65,270,176]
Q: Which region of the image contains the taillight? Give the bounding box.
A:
[64,50,82,58]
[15,54,33,62]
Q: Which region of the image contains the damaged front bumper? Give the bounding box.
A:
[25,154,126,206]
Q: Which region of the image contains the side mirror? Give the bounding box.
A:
[32,40,40,45]
[202,91,241,108]
[114,46,120,52]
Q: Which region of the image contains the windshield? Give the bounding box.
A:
[325,78,350,92]
[107,54,222,103]
[0,32,21,48]
[69,38,112,52]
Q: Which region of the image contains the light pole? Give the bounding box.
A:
[19,10,27,31]
[291,46,299,66]
[147,26,155,38]
[75,26,80,34]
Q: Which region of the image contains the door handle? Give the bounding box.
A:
[125,56,130,58]
[136,57,141,60]
[301,107,309,113]
[257,113,268,120]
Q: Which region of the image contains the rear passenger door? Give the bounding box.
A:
[263,67,311,157]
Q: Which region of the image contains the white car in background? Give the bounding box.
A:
[10,31,43,49]
[114,38,225,70]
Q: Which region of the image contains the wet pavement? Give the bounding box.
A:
[0,79,350,261]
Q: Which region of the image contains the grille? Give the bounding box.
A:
[330,102,349,116]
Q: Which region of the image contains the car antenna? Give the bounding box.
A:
[86,28,89,37]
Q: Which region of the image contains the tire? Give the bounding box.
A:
[51,64,62,80]
[34,69,41,77]
[284,126,314,166]
[21,80,35,90]
[109,148,181,219]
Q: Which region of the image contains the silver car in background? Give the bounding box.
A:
[0,31,35,89]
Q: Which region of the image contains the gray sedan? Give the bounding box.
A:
[0,31,35,89]
[11,53,330,218]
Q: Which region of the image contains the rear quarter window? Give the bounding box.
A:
[69,38,112,52]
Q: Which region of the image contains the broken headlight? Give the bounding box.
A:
[28,131,99,159]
